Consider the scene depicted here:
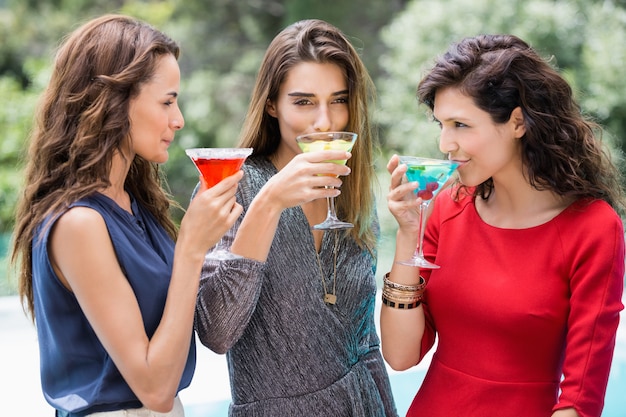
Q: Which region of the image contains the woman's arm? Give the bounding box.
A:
[379,155,428,370]
[554,203,624,417]
[194,150,353,353]
[231,150,351,261]
[552,408,580,417]
[49,173,243,412]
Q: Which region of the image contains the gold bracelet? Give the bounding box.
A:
[382,287,423,303]
[381,272,427,309]
[383,272,426,292]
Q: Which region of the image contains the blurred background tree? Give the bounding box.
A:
[377,0,626,161]
[2,0,626,293]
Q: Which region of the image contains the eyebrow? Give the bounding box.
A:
[436,116,471,123]
[433,111,471,121]
[287,89,349,97]
[167,92,179,98]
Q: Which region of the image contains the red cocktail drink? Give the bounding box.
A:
[185,147,253,261]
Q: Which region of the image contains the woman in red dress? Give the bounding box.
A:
[381,34,625,417]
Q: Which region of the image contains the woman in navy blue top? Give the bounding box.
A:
[10,14,244,416]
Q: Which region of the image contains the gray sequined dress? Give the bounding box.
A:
[194,156,398,417]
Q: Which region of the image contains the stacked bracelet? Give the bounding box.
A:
[382,272,426,310]
[382,297,422,309]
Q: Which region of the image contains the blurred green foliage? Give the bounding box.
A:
[377,0,626,161]
[0,0,406,228]
[2,0,626,294]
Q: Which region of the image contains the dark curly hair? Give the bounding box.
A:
[417,34,625,213]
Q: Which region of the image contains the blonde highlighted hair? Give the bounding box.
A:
[238,19,379,250]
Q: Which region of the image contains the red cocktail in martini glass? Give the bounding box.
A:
[186,147,252,260]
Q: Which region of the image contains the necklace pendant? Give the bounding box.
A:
[324,293,337,305]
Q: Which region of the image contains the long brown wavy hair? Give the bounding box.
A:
[238,19,379,251]
[417,34,626,214]
[11,14,181,320]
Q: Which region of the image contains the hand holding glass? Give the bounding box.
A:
[295,131,357,230]
[396,156,459,269]
[186,147,252,261]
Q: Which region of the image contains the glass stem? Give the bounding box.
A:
[416,201,429,260]
[327,193,339,221]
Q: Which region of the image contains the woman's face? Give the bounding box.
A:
[434,86,525,187]
[266,61,349,160]
[128,53,184,164]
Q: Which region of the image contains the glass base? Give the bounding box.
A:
[205,249,244,261]
[312,219,354,231]
[396,256,440,269]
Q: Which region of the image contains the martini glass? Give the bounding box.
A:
[296,131,357,230]
[185,147,253,261]
[396,156,459,269]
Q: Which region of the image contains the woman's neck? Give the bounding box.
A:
[476,182,573,229]
[100,151,132,213]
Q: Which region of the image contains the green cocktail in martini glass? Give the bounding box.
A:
[296,131,357,230]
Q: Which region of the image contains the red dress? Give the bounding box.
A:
[407,191,624,417]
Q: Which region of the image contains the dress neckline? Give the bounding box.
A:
[470,195,586,231]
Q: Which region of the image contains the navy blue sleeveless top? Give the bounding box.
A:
[32,192,196,416]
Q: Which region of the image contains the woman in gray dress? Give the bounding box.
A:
[194,19,397,416]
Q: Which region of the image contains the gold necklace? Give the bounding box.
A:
[315,230,339,305]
